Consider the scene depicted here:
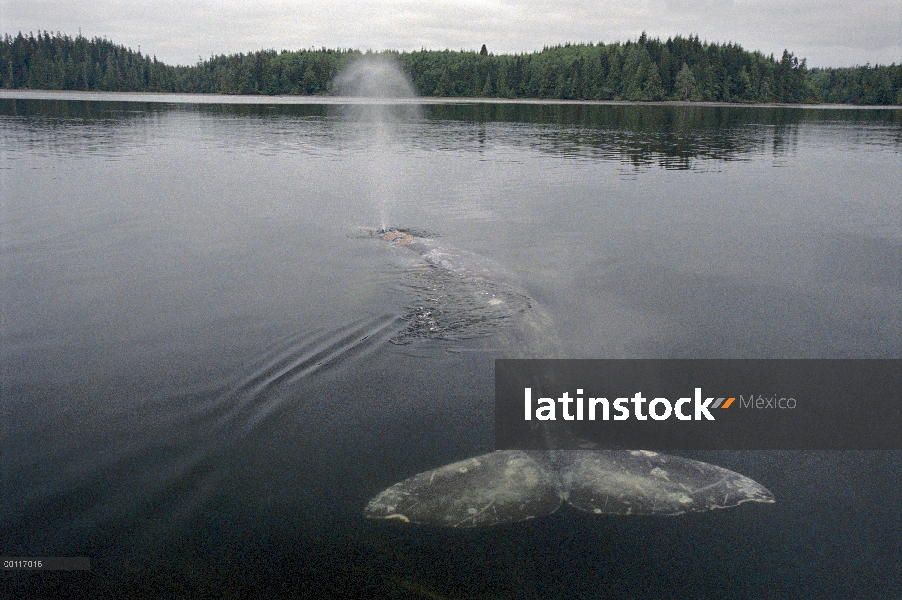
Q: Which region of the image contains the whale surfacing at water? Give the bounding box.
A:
[376,229,416,244]
[364,228,775,528]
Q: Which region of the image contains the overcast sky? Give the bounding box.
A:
[3,0,900,68]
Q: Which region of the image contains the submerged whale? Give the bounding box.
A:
[364,228,774,528]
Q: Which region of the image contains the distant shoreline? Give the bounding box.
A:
[5,32,899,105]
[3,89,898,110]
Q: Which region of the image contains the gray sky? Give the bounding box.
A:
[3,0,900,68]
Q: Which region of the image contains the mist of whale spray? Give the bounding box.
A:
[331,56,774,527]
[331,54,422,231]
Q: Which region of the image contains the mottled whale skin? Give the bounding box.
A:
[365,449,774,528]
[365,228,774,528]
[370,228,494,277]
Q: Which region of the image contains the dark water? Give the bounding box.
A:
[1,93,900,598]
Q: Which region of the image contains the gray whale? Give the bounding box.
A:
[365,229,774,527]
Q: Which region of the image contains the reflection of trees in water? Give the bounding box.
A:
[1,99,176,157]
[4,98,899,167]
[0,98,331,120]
[425,103,901,171]
[0,98,334,158]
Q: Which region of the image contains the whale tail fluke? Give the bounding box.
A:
[365,449,774,528]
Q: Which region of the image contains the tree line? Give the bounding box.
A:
[2,31,900,105]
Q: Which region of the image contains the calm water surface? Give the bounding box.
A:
[1,93,900,598]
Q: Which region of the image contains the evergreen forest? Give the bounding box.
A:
[2,31,900,105]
